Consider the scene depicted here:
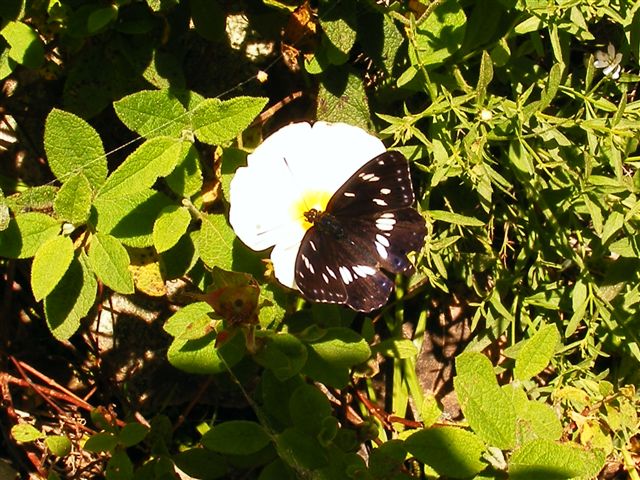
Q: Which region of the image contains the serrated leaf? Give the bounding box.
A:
[516,400,563,443]
[96,136,184,201]
[191,96,268,145]
[165,142,203,197]
[153,205,191,253]
[429,210,484,226]
[0,212,60,259]
[54,174,93,225]
[320,0,356,55]
[201,420,271,455]
[93,190,173,248]
[316,70,371,129]
[44,109,107,188]
[454,352,516,449]
[195,213,234,270]
[514,324,560,381]
[31,235,74,301]
[405,427,486,478]
[113,89,189,138]
[2,21,44,68]
[11,424,43,442]
[45,435,72,457]
[88,233,134,294]
[509,439,605,480]
[44,254,98,340]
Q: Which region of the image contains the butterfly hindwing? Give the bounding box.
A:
[327,151,416,218]
[295,225,395,312]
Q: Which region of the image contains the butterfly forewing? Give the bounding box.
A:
[327,151,416,218]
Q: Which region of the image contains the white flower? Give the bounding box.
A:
[229,122,386,290]
[594,43,622,80]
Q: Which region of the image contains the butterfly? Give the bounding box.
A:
[294,150,426,312]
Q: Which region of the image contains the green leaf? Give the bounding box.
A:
[153,205,191,253]
[54,174,93,225]
[31,235,74,301]
[409,1,467,68]
[192,96,268,145]
[113,89,189,138]
[514,324,560,381]
[84,432,118,453]
[275,427,328,470]
[289,384,333,436]
[167,328,245,374]
[320,0,356,55]
[0,191,9,231]
[96,137,184,201]
[316,70,371,130]
[11,424,43,442]
[44,254,98,340]
[454,352,516,449]
[165,142,203,197]
[373,338,418,359]
[118,423,148,447]
[88,233,134,294]
[509,439,605,480]
[2,21,44,68]
[44,109,107,189]
[195,213,234,270]
[516,399,563,443]
[106,449,134,480]
[93,190,173,248]
[87,5,117,33]
[405,427,486,478]
[429,210,484,226]
[173,448,228,480]
[253,332,308,381]
[45,436,72,457]
[190,0,225,42]
[163,302,213,337]
[201,421,271,455]
[302,327,371,388]
[0,212,60,259]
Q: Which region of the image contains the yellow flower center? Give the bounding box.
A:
[292,190,332,230]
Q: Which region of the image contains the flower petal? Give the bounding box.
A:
[271,237,302,288]
[229,156,300,251]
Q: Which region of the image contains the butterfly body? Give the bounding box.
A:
[294,150,426,312]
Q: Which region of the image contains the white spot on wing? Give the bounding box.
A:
[339,266,353,284]
[344,192,355,197]
[326,266,337,279]
[353,265,376,277]
[380,188,391,195]
[376,234,390,247]
[375,241,388,259]
[376,216,396,231]
[322,273,329,284]
[373,198,387,206]
[309,240,317,252]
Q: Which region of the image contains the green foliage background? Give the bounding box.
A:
[1,0,639,478]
